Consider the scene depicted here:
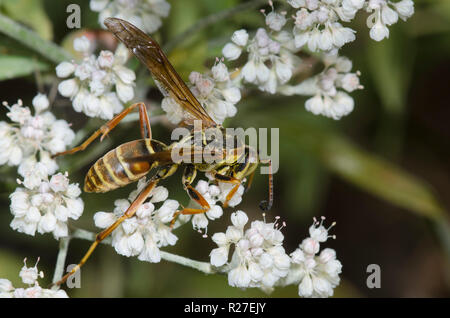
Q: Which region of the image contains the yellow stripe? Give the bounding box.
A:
[87,169,101,189]
[93,162,111,191]
[115,147,136,180]
[103,156,128,186]
[145,139,155,154]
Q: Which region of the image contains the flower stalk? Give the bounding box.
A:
[52,236,71,285]
[70,227,228,275]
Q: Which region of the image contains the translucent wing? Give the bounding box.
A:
[104,17,217,128]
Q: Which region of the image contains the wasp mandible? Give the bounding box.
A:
[52,18,273,287]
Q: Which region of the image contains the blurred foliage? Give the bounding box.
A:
[0,0,449,297]
[1,0,53,40]
[0,55,49,80]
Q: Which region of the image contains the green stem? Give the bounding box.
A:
[70,228,228,275]
[163,0,270,53]
[52,237,71,285]
[0,13,73,64]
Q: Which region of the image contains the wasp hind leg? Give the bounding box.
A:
[51,177,159,287]
[52,102,152,158]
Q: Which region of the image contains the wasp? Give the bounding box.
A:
[52,18,273,286]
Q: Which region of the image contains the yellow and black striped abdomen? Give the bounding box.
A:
[84,139,169,193]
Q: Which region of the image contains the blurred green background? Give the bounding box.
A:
[0,0,449,297]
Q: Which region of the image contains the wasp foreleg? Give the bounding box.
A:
[210,171,241,208]
[169,165,211,228]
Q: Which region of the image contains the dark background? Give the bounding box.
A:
[0,0,449,297]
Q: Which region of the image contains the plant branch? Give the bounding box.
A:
[52,236,71,285]
[70,228,228,275]
[0,13,73,64]
[163,0,269,53]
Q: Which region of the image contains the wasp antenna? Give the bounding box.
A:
[259,159,273,211]
[259,199,272,211]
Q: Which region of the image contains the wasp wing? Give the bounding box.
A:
[104,17,217,128]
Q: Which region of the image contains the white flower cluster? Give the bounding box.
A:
[181,178,245,234]
[161,60,241,124]
[10,167,84,239]
[0,258,68,298]
[287,0,414,47]
[216,0,414,120]
[94,178,179,263]
[288,217,342,297]
[90,0,171,34]
[57,36,136,120]
[223,28,300,94]
[0,94,75,176]
[209,213,342,297]
[288,0,357,52]
[210,211,291,290]
[280,54,362,119]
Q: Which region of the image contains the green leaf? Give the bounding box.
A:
[1,0,53,40]
[366,31,415,115]
[166,0,203,39]
[319,135,445,220]
[0,55,49,80]
[0,13,73,64]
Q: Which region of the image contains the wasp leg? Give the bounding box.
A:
[170,208,210,228]
[169,165,211,228]
[211,171,241,208]
[183,165,211,209]
[52,102,152,158]
[51,177,159,287]
[244,170,256,193]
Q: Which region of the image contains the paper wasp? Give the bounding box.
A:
[52,18,273,286]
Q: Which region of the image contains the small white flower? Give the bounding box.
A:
[232,29,249,47]
[265,11,287,32]
[56,61,76,78]
[31,94,49,113]
[393,0,414,20]
[0,258,68,298]
[212,61,229,82]
[231,210,248,229]
[91,0,171,34]
[161,96,184,124]
[223,43,242,61]
[0,279,14,293]
[210,246,229,267]
[19,258,44,285]
[73,35,91,53]
[369,16,390,41]
[58,79,79,98]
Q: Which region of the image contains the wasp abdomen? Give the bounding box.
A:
[84,139,167,193]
